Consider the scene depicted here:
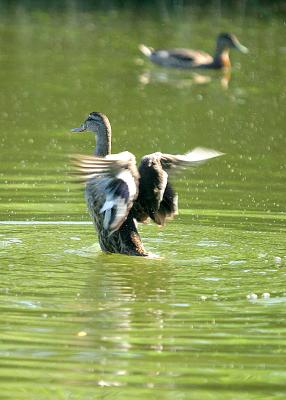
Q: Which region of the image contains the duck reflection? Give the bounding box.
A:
[139,68,231,89]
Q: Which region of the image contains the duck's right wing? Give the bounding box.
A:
[133,148,223,226]
[168,48,212,63]
[156,48,213,66]
[72,151,139,234]
[139,44,214,68]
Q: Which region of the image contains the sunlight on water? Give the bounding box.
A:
[1,2,286,400]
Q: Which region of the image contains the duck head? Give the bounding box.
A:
[71,112,111,134]
[71,112,112,156]
[217,33,248,54]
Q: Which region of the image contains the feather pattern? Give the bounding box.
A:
[72,152,139,234]
[153,48,213,68]
[71,112,224,256]
[139,45,214,68]
[139,33,248,70]
[160,147,224,169]
[134,148,223,225]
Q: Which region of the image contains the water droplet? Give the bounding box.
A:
[247,293,258,301]
[77,331,87,337]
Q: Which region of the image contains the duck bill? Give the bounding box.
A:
[71,124,87,133]
[234,41,249,54]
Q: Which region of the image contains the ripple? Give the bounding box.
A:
[0,237,22,249]
[64,244,100,257]
[197,240,230,248]
[0,221,91,225]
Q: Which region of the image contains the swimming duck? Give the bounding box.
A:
[139,33,248,70]
[71,112,223,257]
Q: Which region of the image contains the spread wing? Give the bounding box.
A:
[133,147,223,226]
[72,151,139,234]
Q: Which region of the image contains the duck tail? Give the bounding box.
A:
[139,44,153,58]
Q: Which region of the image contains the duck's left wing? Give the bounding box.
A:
[72,151,139,234]
[134,148,223,226]
[160,147,224,170]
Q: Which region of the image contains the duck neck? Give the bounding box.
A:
[94,120,112,157]
[213,47,231,69]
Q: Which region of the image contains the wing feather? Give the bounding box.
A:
[154,48,213,67]
[134,148,223,225]
[72,152,139,234]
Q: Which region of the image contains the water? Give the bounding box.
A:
[1,3,286,399]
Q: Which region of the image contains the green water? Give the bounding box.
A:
[1,3,286,399]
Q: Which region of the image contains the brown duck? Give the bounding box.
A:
[139,32,248,70]
[71,112,223,257]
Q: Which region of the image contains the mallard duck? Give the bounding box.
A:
[139,32,248,70]
[71,112,223,257]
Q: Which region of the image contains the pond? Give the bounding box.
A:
[0,2,286,399]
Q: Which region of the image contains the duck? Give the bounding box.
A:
[139,32,248,70]
[71,112,223,257]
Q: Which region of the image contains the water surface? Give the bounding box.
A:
[0,3,286,399]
